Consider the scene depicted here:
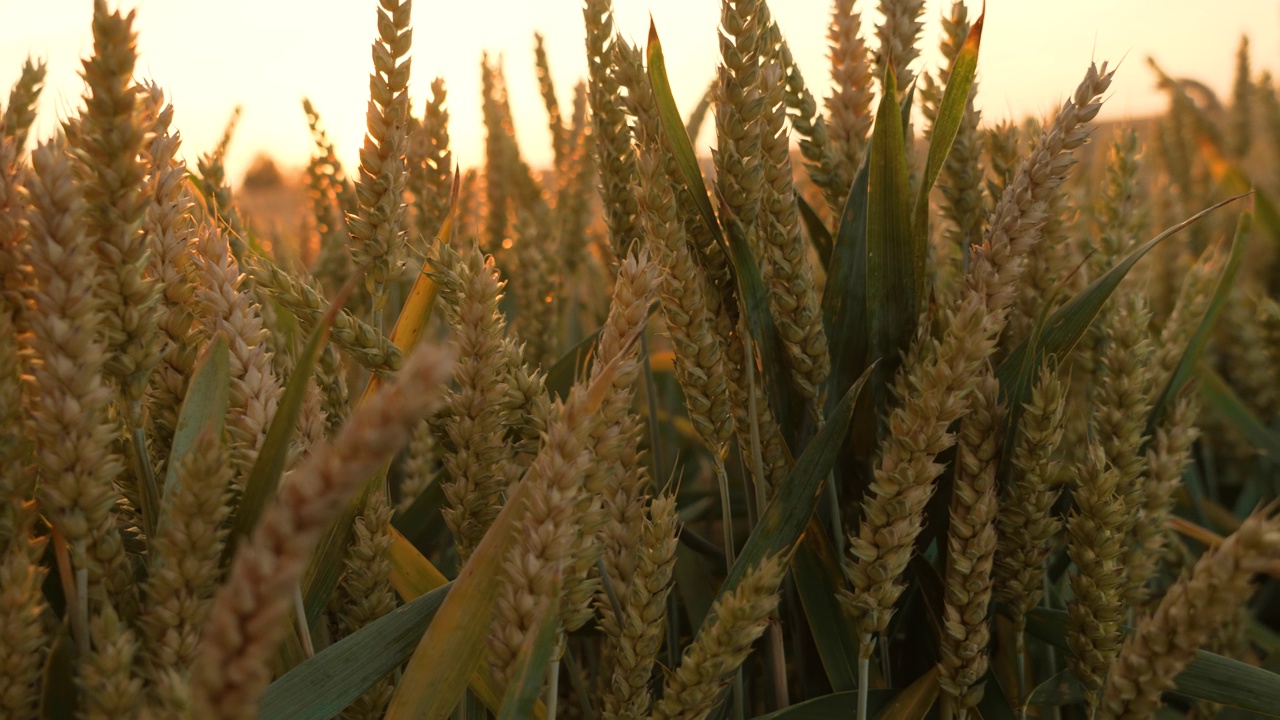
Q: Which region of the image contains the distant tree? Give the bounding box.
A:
[242,152,284,190]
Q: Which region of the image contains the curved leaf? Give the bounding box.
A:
[646,21,722,247]
[1026,607,1280,716]
[910,11,984,273]
[259,584,450,720]
[716,364,872,599]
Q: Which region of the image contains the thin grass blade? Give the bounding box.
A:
[1147,211,1250,433]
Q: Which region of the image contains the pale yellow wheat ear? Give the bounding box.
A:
[564,247,660,632]
[347,0,413,322]
[1092,288,1155,610]
[246,256,403,373]
[583,0,641,265]
[140,85,201,468]
[757,56,830,415]
[332,488,398,718]
[191,225,281,492]
[938,373,1002,718]
[757,1,842,214]
[651,554,788,720]
[77,0,162,408]
[414,77,453,242]
[715,0,766,241]
[190,343,452,720]
[824,0,875,186]
[432,238,517,562]
[21,138,133,622]
[487,337,636,686]
[874,0,926,94]
[1066,442,1126,709]
[1099,508,1280,719]
[994,359,1067,695]
[599,492,679,720]
[139,428,232,713]
[1129,393,1200,608]
[624,48,734,455]
[3,55,46,153]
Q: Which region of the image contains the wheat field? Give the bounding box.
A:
[1,1,1279,719]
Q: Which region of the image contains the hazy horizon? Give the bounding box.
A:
[3,0,1275,185]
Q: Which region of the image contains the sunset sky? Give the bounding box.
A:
[2,1,1275,185]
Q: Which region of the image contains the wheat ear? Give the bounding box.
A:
[78,0,162,406]
[600,494,679,720]
[584,0,641,264]
[1066,443,1126,708]
[139,429,232,709]
[2,56,46,152]
[21,138,132,615]
[347,0,413,319]
[939,373,1003,718]
[332,489,398,719]
[651,554,788,720]
[432,239,517,561]
[1098,508,1280,719]
[191,226,281,491]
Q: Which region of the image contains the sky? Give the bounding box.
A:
[2,1,1276,185]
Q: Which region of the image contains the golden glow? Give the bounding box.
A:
[1,0,1273,184]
